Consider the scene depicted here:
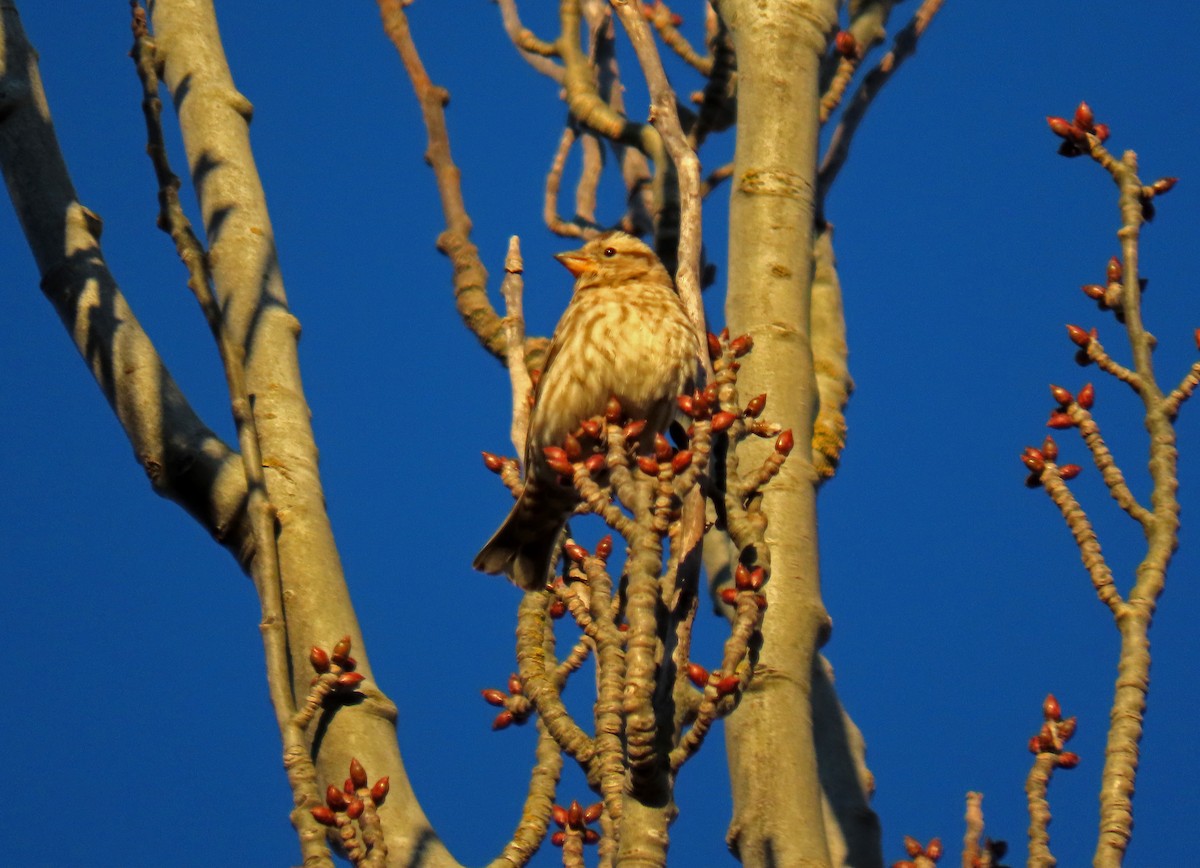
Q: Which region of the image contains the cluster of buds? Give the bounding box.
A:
[563,533,613,570]
[893,835,943,867]
[1048,380,1094,424]
[1080,256,1131,313]
[1046,101,1109,157]
[685,660,742,698]
[1021,432,1080,488]
[481,672,532,730]
[1027,693,1080,769]
[550,800,603,847]
[716,561,768,613]
[310,758,390,864]
[309,635,366,696]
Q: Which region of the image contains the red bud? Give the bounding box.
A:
[707,332,722,359]
[564,542,588,563]
[581,418,602,438]
[1081,283,1106,300]
[744,393,767,417]
[585,453,606,474]
[508,673,523,694]
[311,806,338,826]
[1106,256,1123,284]
[1022,451,1045,473]
[371,777,390,803]
[583,828,600,844]
[719,587,738,605]
[715,675,740,696]
[492,710,514,730]
[584,802,603,823]
[596,535,613,559]
[1049,384,1073,405]
[568,800,584,827]
[481,688,507,706]
[1057,751,1081,769]
[605,396,622,422]
[749,567,766,590]
[753,593,767,609]
[904,836,923,858]
[346,798,364,819]
[1151,177,1178,195]
[332,636,352,658]
[623,419,647,441]
[775,429,795,455]
[482,451,505,473]
[549,599,566,618]
[310,646,330,673]
[1058,716,1078,740]
[1073,101,1094,131]
[563,433,582,460]
[1058,464,1082,480]
[326,784,349,811]
[1093,123,1110,141]
[1066,324,1091,346]
[677,395,696,417]
[543,446,573,476]
[1041,436,1058,462]
[550,831,566,847]
[633,453,662,475]
[552,804,569,827]
[734,562,752,589]
[1077,382,1094,409]
[1046,116,1078,139]
[1195,328,1200,351]
[637,455,661,475]
[654,433,672,460]
[686,662,709,687]
[336,672,365,689]
[834,30,857,58]
[1047,413,1076,429]
[730,334,754,357]
[926,838,944,860]
[671,450,694,472]
[1043,694,1062,721]
[711,411,737,432]
[1029,735,1043,754]
[349,757,368,789]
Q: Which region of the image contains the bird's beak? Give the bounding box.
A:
[554,250,596,278]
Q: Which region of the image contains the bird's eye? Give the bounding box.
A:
[603,247,617,258]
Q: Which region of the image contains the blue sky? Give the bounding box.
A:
[2,3,1198,866]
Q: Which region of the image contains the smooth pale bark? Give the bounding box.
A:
[0,3,252,560]
[148,3,454,864]
[716,1,840,865]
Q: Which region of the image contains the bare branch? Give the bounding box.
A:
[0,2,251,557]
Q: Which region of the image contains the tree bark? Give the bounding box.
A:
[717,1,839,865]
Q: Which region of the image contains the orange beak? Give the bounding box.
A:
[554,250,596,278]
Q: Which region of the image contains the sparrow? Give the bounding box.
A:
[473,231,699,590]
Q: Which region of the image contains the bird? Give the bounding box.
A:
[473,231,700,590]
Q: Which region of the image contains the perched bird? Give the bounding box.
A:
[474,231,700,590]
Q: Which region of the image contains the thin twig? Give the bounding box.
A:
[501,237,533,459]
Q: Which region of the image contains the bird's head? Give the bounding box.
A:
[554,231,673,292]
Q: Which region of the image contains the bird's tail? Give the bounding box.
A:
[473,496,566,591]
